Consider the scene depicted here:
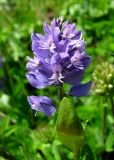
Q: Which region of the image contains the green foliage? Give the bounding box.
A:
[56,97,84,159]
[106,131,114,152]
[0,0,114,160]
[79,144,95,160]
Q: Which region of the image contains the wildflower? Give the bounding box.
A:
[26,17,92,115]
[93,62,114,96]
[27,96,56,116]
[27,17,91,88]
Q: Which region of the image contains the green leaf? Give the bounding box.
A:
[106,132,114,152]
[79,144,95,160]
[19,146,35,160]
[56,97,84,159]
[0,157,5,160]
[52,143,61,160]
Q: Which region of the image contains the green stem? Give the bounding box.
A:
[110,97,114,120]
[3,59,13,94]
[102,105,107,143]
[74,151,78,160]
[58,84,63,100]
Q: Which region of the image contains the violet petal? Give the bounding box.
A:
[27,96,56,116]
[69,81,92,97]
[63,70,84,85]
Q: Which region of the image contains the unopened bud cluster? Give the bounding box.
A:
[93,62,114,96]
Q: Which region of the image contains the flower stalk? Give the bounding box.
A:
[110,97,114,124]
[102,105,107,143]
[26,17,92,159]
[74,152,78,160]
[58,84,63,100]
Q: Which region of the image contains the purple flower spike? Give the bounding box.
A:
[26,17,92,116]
[69,81,92,97]
[27,96,56,116]
[26,17,91,88]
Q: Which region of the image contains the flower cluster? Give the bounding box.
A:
[26,17,92,116]
[93,61,114,96]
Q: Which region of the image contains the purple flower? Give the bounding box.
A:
[69,81,92,97]
[27,96,56,116]
[26,17,92,115]
[26,17,91,88]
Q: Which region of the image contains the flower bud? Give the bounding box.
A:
[92,62,114,96]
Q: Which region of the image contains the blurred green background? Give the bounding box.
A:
[0,0,114,159]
